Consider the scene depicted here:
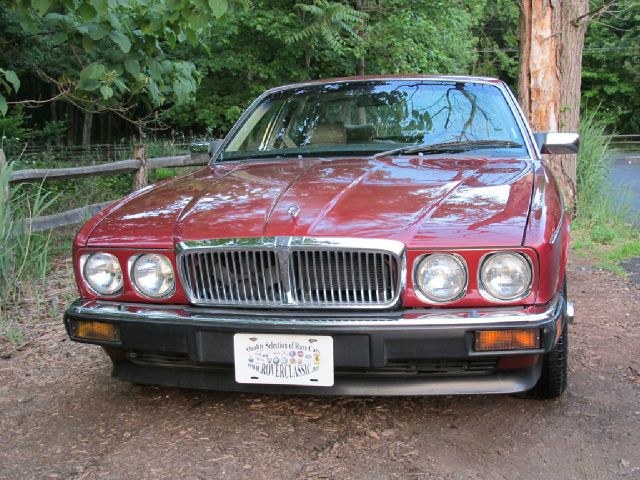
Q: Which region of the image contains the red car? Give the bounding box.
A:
[65,75,578,398]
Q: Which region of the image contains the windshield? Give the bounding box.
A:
[218,80,528,161]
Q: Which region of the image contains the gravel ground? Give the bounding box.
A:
[1,255,639,480]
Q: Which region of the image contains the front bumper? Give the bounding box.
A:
[64,296,567,396]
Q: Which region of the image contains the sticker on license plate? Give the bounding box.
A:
[233,333,334,386]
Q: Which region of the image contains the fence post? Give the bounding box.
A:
[132,144,147,191]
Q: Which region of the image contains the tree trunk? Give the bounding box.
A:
[67,104,75,144]
[517,0,588,213]
[82,111,93,146]
[354,0,367,76]
[356,56,365,76]
[50,85,58,124]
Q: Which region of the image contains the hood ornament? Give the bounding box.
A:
[287,204,301,219]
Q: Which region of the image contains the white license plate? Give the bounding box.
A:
[233,333,334,386]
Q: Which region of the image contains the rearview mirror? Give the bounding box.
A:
[209,139,223,159]
[533,132,580,155]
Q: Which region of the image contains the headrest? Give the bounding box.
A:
[308,122,346,145]
[346,124,377,143]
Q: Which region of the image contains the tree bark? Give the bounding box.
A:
[517,0,588,213]
[354,0,367,76]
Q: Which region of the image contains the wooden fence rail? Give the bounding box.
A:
[9,154,208,184]
[5,149,211,232]
[609,134,640,150]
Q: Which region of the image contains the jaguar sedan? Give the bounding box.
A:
[65,75,578,398]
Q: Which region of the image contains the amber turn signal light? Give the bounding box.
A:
[73,320,120,342]
[474,329,540,352]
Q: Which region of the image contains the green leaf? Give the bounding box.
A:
[82,35,95,51]
[87,23,110,40]
[78,3,98,22]
[208,0,228,19]
[147,79,161,105]
[187,13,208,31]
[0,96,7,117]
[78,62,106,91]
[90,0,109,15]
[79,62,106,81]
[146,59,163,79]
[124,58,140,77]
[99,84,113,99]
[50,31,68,45]
[109,31,132,53]
[33,0,50,16]
[3,70,20,92]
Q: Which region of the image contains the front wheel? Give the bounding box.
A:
[530,282,569,399]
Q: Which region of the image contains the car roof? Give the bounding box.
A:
[268,74,504,92]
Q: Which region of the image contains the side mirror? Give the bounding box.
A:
[209,139,223,159]
[533,132,580,155]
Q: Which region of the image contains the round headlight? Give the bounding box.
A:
[414,254,467,303]
[480,252,532,301]
[131,254,175,298]
[83,252,123,296]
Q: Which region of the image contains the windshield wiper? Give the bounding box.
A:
[373,140,524,158]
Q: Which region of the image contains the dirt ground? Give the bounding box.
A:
[1,254,639,480]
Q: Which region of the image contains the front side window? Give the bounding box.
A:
[219,80,528,161]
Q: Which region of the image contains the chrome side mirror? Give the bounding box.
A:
[533,132,580,154]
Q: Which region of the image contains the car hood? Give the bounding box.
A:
[86,156,534,249]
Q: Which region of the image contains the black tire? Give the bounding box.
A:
[530,280,569,399]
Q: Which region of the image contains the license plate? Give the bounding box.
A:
[233,333,334,386]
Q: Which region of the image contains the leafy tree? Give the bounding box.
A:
[581,0,640,133]
[162,0,487,136]
[471,0,519,85]
[0,0,233,121]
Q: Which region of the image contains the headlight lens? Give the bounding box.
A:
[480,252,532,301]
[83,252,123,296]
[414,254,467,302]
[131,254,175,298]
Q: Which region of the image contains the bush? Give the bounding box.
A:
[573,111,640,272]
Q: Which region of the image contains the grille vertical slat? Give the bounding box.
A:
[179,245,401,308]
[381,254,387,303]
[252,252,261,303]
[342,251,349,303]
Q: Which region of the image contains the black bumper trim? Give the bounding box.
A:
[63,297,565,395]
[112,360,542,396]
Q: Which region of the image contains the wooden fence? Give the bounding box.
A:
[5,146,210,232]
[610,134,640,151]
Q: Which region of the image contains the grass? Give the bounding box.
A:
[0,157,59,345]
[571,111,640,273]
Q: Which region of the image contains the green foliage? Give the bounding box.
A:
[366,0,482,74]
[581,0,640,133]
[289,1,366,53]
[0,106,31,160]
[471,0,519,85]
[161,0,487,136]
[0,68,20,116]
[572,111,640,273]
[0,0,234,116]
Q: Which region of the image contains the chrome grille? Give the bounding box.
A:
[180,250,284,305]
[177,237,404,309]
[291,250,397,305]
